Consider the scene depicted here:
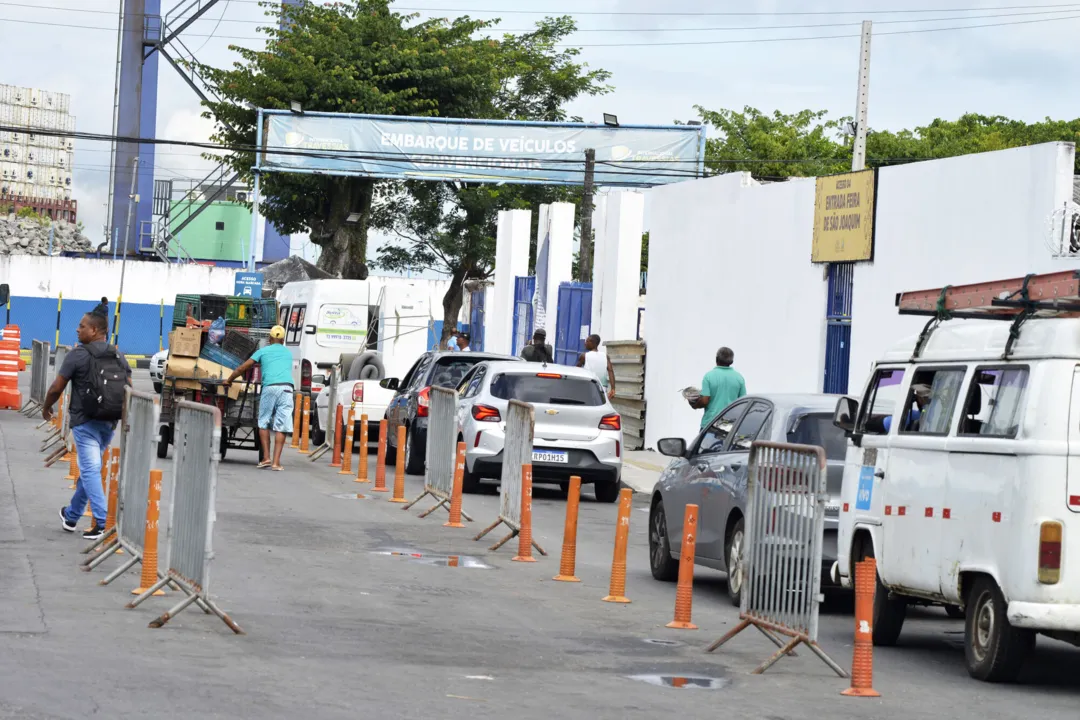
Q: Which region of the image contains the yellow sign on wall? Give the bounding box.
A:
[812,169,876,262]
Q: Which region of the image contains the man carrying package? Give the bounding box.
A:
[224,325,293,470]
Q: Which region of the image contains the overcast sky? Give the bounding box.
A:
[3,0,1079,262]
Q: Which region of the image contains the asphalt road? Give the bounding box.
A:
[0,369,1077,719]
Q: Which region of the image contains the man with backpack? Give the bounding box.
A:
[42,312,131,540]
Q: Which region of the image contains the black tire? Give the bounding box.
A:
[859,541,907,646]
[724,517,745,607]
[153,381,163,394]
[594,479,620,503]
[945,604,966,619]
[461,461,482,494]
[311,411,325,447]
[965,577,1035,682]
[219,431,228,461]
[157,433,169,460]
[648,498,678,582]
[403,428,424,475]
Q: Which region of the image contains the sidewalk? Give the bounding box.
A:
[621,449,667,495]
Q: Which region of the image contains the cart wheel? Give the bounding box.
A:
[157,426,171,460]
[219,429,228,461]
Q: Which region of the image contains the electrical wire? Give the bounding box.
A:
[190,0,232,53]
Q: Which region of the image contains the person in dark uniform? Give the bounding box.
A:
[520,328,553,363]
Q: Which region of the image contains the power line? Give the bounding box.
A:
[191,0,232,53]
[393,2,1080,15]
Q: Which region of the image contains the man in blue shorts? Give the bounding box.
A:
[224,325,293,470]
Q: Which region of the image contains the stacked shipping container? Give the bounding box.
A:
[0,85,76,218]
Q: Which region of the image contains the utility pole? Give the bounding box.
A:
[578,148,596,282]
[114,156,139,345]
[851,20,872,171]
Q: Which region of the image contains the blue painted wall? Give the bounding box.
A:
[9,296,171,356]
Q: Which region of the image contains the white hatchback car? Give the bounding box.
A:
[454,361,623,502]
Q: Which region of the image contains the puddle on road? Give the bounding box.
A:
[626,674,729,690]
[330,493,371,500]
[371,549,494,569]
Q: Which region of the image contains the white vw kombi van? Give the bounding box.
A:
[834,314,1080,682]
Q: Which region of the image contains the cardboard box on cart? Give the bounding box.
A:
[169,327,202,358]
[165,357,245,401]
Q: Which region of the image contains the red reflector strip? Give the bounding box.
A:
[925,507,934,518]
[842,502,849,513]
[992,512,1002,523]
[885,505,892,516]
[1070,495,1080,507]
[1040,542,1062,570]
[943,508,951,519]
[898,506,906,516]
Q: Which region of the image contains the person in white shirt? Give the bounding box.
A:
[577,334,616,400]
[446,331,471,352]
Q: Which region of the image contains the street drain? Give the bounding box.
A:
[626,675,728,690]
[372,550,494,569]
[330,493,370,500]
[642,639,682,647]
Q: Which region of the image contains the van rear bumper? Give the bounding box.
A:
[1008,601,1080,631]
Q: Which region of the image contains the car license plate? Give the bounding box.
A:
[532,450,568,464]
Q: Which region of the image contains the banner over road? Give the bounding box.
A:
[258,111,706,187]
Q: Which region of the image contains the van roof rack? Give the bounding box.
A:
[894,270,1080,360]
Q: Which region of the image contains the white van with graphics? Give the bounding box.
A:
[834,272,1080,683]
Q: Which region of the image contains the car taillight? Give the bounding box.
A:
[300,359,312,391]
[1039,521,1063,584]
[537,372,562,379]
[417,387,431,417]
[599,413,621,431]
[472,404,501,422]
[352,383,364,403]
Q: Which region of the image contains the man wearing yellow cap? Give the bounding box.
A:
[225,324,293,470]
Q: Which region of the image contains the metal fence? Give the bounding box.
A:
[475,400,544,553]
[706,441,847,677]
[52,344,69,387]
[131,400,242,633]
[310,366,338,461]
[405,386,473,520]
[28,339,50,406]
[91,389,160,578]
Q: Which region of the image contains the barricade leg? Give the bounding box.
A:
[330,404,344,468]
[338,407,355,476]
[666,503,699,629]
[443,443,467,528]
[602,488,634,603]
[131,469,166,597]
[372,420,389,492]
[841,558,880,696]
[554,476,582,581]
[290,392,301,449]
[512,466,537,563]
[355,414,369,483]
[390,425,408,503]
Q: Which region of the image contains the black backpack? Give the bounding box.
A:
[82,344,127,421]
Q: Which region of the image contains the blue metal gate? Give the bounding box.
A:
[512,276,536,356]
[469,288,486,352]
[824,262,854,394]
[554,282,592,366]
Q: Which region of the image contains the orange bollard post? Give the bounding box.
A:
[290,392,302,449]
[330,404,344,467]
[444,442,467,528]
[372,419,389,492]
[339,406,356,476]
[602,488,634,603]
[390,425,408,503]
[104,448,120,534]
[513,465,537,562]
[355,414,370,483]
[666,503,699,629]
[553,476,582,581]
[64,445,79,487]
[841,558,881,697]
[299,394,311,454]
[132,469,166,596]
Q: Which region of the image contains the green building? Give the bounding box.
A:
[168,200,252,262]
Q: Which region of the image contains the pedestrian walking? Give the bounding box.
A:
[93,297,109,318]
[224,325,293,470]
[576,334,616,400]
[43,312,131,539]
[446,331,471,352]
[521,328,554,363]
[690,346,746,429]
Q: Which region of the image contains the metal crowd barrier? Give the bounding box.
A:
[404,386,472,521]
[130,400,243,633]
[310,366,338,461]
[88,389,160,576]
[706,441,847,677]
[23,339,50,415]
[474,400,544,554]
[39,345,71,459]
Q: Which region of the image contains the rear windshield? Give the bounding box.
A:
[490,373,605,406]
[787,412,848,461]
[427,358,483,389]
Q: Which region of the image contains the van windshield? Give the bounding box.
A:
[788,412,848,461]
[489,373,605,406]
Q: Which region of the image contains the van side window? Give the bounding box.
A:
[286,304,306,346]
[959,367,1028,438]
[896,368,965,436]
[857,368,906,435]
[278,304,291,328]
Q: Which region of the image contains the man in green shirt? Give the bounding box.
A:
[691,347,746,429]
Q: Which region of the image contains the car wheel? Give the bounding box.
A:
[461,461,481,494]
[156,426,170,460]
[945,604,965,620]
[648,498,678,582]
[593,479,620,503]
[153,381,162,394]
[404,428,425,475]
[859,541,907,646]
[965,576,1035,682]
[725,517,745,607]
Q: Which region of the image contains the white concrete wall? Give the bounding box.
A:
[543,202,576,338]
[599,190,645,342]
[590,193,608,336]
[849,142,1078,393]
[644,173,826,448]
[488,209,531,355]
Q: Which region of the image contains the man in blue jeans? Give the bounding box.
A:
[42,312,131,540]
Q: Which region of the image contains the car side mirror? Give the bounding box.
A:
[833,396,858,436]
[380,377,399,391]
[657,437,687,458]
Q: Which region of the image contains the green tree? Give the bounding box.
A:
[199,0,509,278]
[374,17,610,341]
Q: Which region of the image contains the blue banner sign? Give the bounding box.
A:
[234,272,264,298]
[259,111,705,187]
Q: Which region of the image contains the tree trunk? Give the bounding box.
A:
[441,267,469,346]
[309,177,373,279]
